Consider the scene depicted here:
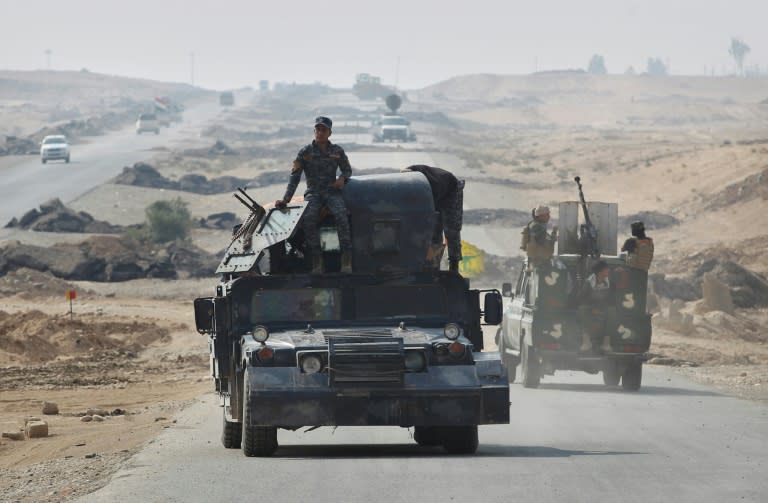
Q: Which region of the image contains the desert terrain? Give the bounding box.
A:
[1,70,768,501]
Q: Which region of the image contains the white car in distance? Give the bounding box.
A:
[136,113,160,134]
[40,135,70,164]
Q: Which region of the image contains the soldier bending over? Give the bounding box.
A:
[275,116,353,273]
[403,165,463,273]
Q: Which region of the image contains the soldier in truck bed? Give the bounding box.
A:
[578,260,617,353]
[621,220,654,271]
[402,165,463,273]
[275,116,353,274]
[521,205,558,266]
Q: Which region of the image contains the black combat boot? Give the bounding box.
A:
[311,255,323,274]
[448,258,460,274]
[340,251,353,273]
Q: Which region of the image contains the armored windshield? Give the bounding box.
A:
[249,288,342,323]
[246,285,449,324]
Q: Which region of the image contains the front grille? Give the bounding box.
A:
[328,336,404,385]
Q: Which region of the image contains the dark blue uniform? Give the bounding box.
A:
[405,165,463,262]
[282,141,353,254]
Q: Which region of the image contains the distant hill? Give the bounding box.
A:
[414,72,768,104]
[0,70,212,136]
[0,70,207,106]
[410,73,768,129]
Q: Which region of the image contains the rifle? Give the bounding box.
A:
[574,176,600,258]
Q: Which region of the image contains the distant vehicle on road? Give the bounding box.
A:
[372,114,416,142]
[219,91,235,106]
[136,113,160,135]
[40,135,70,163]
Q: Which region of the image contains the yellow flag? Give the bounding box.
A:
[459,241,485,277]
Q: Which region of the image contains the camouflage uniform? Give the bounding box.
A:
[525,219,556,265]
[578,269,617,352]
[405,165,463,262]
[282,141,353,254]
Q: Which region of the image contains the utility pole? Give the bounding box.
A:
[190,51,195,86]
[395,56,400,91]
[44,49,51,70]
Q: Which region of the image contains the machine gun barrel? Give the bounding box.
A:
[574,176,600,258]
[233,187,266,222]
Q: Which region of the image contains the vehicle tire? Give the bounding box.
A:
[441,425,478,454]
[154,129,159,135]
[65,156,70,163]
[622,362,642,391]
[521,343,540,388]
[603,363,620,386]
[413,426,440,447]
[42,159,47,164]
[241,367,278,456]
[221,407,241,449]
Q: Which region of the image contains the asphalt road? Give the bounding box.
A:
[0,101,224,227]
[6,98,765,502]
[73,147,767,503]
[77,367,767,503]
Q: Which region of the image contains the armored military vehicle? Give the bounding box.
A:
[498,177,652,390]
[194,172,508,457]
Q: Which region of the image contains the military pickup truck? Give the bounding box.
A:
[498,183,652,391]
[194,172,508,456]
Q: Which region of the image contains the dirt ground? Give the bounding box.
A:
[1,71,768,502]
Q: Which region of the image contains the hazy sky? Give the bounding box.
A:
[2,0,767,90]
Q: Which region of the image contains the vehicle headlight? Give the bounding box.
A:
[252,325,269,343]
[300,354,323,374]
[404,350,426,372]
[443,323,461,340]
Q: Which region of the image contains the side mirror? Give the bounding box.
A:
[502,282,513,297]
[194,297,215,334]
[483,291,503,325]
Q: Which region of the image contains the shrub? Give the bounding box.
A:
[145,198,192,243]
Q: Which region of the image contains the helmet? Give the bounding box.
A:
[534,205,550,217]
[630,221,645,231]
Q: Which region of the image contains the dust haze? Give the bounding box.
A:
[1,1,768,502]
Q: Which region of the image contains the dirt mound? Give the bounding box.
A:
[0,268,86,299]
[692,259,768,308]
[651,259,768,309]
[113,162,252,195]
[705,166,768,211]
[199,212,239,230]
[619,211,680,230]
[464,208,530,226]
[0,310,171,365]
[0,135,38,155]
[0,235,219,282]
[4,198,125,233]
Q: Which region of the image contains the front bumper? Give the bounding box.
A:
[41,150,68,160]
[245,356,509,427]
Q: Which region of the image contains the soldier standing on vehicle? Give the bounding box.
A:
[522,205,558,267]
[402,165,464,273]
[621,221,654,271]
[275,116,353,274]
[578,260,616,353]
